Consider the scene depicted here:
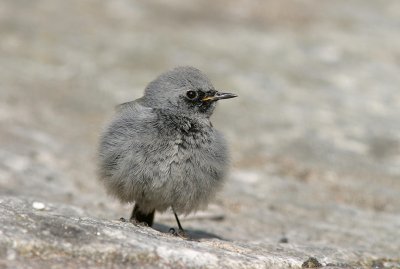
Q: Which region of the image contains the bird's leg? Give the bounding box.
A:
[173,210,184,231]
[168,207,187,238]
[127,203,155,227]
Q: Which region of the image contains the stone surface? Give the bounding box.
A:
[0,196,394,269]
[1,0,400,268]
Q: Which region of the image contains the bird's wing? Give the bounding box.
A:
[115,98,153,113]
[115,100,138,112]
[115,99,156,127]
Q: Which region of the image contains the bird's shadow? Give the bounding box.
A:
[152,223,225,241]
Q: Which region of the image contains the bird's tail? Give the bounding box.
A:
[130,203,155,227]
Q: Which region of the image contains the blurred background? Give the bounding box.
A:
[0,0,399,260]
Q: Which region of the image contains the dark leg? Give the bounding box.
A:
[169,208,187,238]
[173,209,184,231]
[129,203,155,227]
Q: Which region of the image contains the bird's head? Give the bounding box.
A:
[142,66,237,117]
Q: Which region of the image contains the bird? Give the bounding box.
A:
[98,66,237,236]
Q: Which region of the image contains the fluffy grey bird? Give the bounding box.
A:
[98,66,237,235]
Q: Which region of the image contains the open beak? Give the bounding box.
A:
[202,91,238,102]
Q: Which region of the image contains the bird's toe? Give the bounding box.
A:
[169,227,188,239]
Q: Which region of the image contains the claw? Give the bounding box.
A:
[121,217,149,227]
[169,227,188,238]
[177,229,188,238]
[130,218,149,227]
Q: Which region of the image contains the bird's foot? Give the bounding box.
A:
[169,228,188,239]
[120,217,149,227]
[130,218,150,227]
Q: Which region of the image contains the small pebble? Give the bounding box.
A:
[279,237,289,243]
[32,201,45,210]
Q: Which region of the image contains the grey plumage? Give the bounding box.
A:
[98,66,236,229]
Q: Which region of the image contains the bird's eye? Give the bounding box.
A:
[186,90,198,100]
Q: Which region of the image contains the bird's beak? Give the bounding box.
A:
[202,91,238,102]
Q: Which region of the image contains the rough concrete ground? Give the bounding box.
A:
[0,0,399,268]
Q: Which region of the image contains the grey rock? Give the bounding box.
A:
[0,196,393,269]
